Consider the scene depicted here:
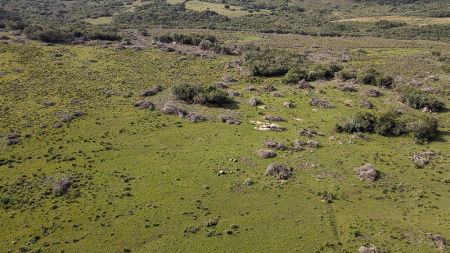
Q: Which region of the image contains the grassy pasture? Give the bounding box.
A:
[166,0,185,4]
[333,15,450,26]
[185,1,271,18]
[84,0,144,24]
[0,32,449,252]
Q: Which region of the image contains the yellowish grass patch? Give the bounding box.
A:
[185,1,270,18]
[333,15,450,25]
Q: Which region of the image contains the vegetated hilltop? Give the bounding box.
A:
[1,0,450,41]
[0,28,448,252]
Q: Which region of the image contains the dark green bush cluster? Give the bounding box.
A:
[357,68,394,88]
[243,47,306,77]
[341,111,439,141]
[172,83,229,106]
[401,86,444,112]
[24,25,122,43]
[282,63,342,84]
[154,33,232,54]
[337,70,357,81]
[155,33,216,45]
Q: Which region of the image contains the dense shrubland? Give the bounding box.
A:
[154,33,232,54]
[340,111,439,141]
[172,83,230,106]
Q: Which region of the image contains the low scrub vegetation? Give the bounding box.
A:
[172,83,229,106]
[400,86,444,112]
[341,111,439,141]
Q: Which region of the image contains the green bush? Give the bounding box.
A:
[358,68,380,85]
[172,83,229,106]
[173,83,197,102]
[282,67,307,84]
[376,74,394,88]
[375,111,399,136]
[306,64,334,81]
[244,47,306,77]
[344,112,376,133]
[406,116,439,141]
[337,70,357,81]
[401,86,444,112]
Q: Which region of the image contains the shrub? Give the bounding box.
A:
[306,64,334,81]
[344,112,376,133]
[375,110,399,136]
[264,115,285,121]
[401,86,444,112]
[354,164,377,182]
[329,62,343,73]
[244,47,306,77]
[358,68,380,85]
[406,116,438,141]
[172,83,197,102]
[265,162,292,180]
[186,112,205,123]
[248,97,260,106]
[172,83,229,106]
[257,150,276,158]
[219,115,240,124]
[282,67,307,84]
[376,74,394,88]
[338,70,357,81]
[309,97,332,108]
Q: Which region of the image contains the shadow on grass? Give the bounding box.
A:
[434,130,449,142]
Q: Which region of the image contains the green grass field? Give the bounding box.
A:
[0,32,449,252]
[185,1,271,18]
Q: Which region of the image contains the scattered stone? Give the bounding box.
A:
[297,80,314,90]
[219,115,240,124]
[256,150,276,158]
[135,100,154,110]
[409,155,428,166]
[359,100,374,109]
[358,245,381,253]
[422,107,432,113]
[309,97,332,108]
[354,163,377,182]
[408,80,422,86]
[248,97,260,106]
[283,101,295,108]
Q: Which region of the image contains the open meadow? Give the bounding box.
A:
[0,28,449,252]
